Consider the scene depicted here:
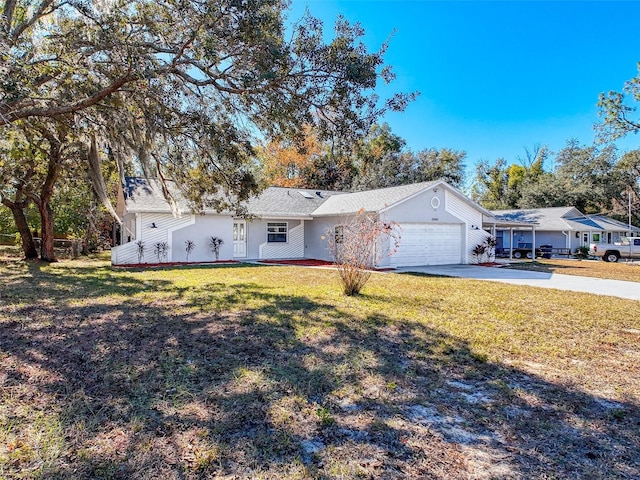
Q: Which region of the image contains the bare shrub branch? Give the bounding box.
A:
[327,209,400,295]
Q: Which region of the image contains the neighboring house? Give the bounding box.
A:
[112,177,494,267]
[490,206,639,253]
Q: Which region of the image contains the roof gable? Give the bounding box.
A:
[310,181,437,216]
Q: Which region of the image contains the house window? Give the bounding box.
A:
[592,233,601,243]
[267,222,288,243]
[334,225,344,244]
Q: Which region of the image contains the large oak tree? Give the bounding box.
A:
[1,0,415,260]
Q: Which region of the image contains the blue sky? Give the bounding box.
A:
[287,0,640,183]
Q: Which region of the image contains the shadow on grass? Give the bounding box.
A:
[0,261,638,479]
[398,271,454,279]
[504,261,589,272]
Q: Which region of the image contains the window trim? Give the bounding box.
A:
[267,222,288,243]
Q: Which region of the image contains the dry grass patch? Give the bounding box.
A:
[505,257,640,282]
[0,253,638,479]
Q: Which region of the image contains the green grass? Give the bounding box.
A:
[0,254,639,479]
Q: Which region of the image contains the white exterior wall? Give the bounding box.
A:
[444,190,490,264]
[468,228,492,262]
[385,188,461,223]
[171,215,233,262]
[304,215,349,261]
[111,212,237,265]
[111,242,140,266]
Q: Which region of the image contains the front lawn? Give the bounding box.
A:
[1,255,638,479]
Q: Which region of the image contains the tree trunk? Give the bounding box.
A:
[31,130,64,262]
[38,201,57,262]
[2,199,38,259]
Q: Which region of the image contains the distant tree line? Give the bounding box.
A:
[471,141,640,226]
[257,123,466,191]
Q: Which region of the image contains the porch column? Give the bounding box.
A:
[532,227,536,262]
[509,227,513,260]
[135,213,141,241]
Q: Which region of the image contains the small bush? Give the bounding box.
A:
[485,235,497,262]
[185,240,196,262]
[327,210,400,296]
[209,236,224,260]
[472,243,487,264]
[136,241,145,263]
[154,242,170,262]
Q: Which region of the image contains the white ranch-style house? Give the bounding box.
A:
[112,177,496,267]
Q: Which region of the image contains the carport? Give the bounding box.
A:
[483,216,538,261]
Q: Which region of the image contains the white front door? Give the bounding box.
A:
[233,220,247,257]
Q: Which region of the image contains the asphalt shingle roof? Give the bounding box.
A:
[122,177,344,217]
[492,207,635,232]
[242,187,345,217]
[122,177,492,219]
[311,181,440,216]
[585,214,640,232]
[122,177,191,213]
[492,207,583,231]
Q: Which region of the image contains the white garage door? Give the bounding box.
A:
[392,223,463,266]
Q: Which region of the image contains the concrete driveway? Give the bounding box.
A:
[394,264,640,301]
